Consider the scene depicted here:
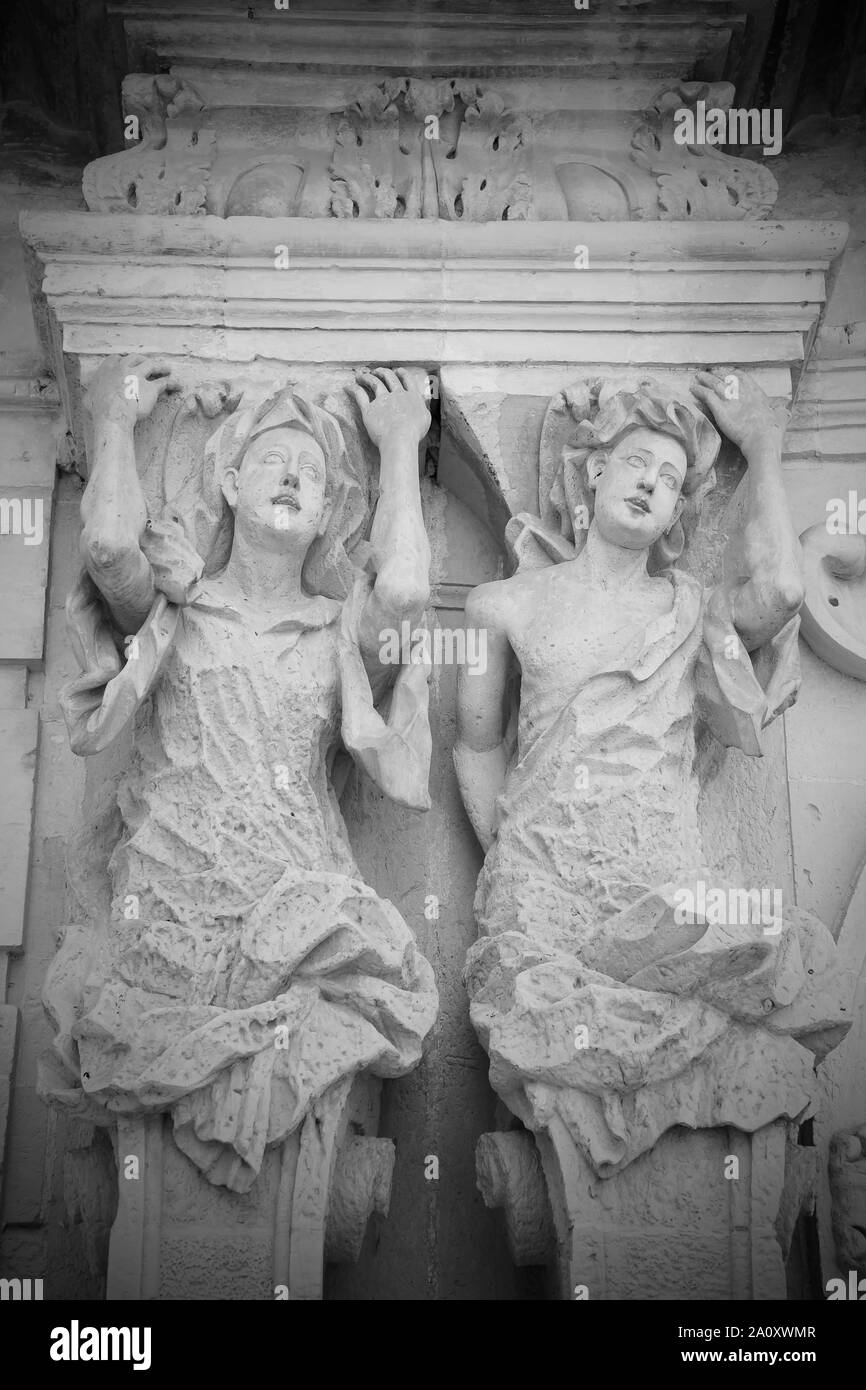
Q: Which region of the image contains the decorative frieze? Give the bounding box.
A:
[81,71,778,222]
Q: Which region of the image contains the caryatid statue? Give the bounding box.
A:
[43,358,438,1195]
[455,372,851,1183]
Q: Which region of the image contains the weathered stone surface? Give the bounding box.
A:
[476,1130,554,1267]
[40,356,439,1296]
[829,1123,866,1275]
[114,1,746,87]
[781,319,866,1293]
[0,378,61,489]
[0,489,52,665]
[545,1121,789,1300]
[799,525,866,681]
[812,834,866,1285]
[786,325,866,462]
[0,711,39,950]
[21,215,846,379]
[454,373,851,1296]
[326,484,523,1300]
[2,1084,48,1223]
[82,70,776,223]
[5,0,866,1310]
[0,1007,20,1209]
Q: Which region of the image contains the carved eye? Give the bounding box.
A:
[298,452,322,479]
[264,449,286,468]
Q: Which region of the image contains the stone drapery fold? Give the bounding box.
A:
[42,554,436,1192]
[465,514,850,1177]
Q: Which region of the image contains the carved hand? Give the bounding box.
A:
[85,355,181,427]
[140,514,204,606]
[352,367,431,448]
[691,369,786,455]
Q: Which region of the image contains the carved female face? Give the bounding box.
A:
[222,425,331,548]
[587,427,687,551]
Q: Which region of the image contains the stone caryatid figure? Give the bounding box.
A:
[454,372,851,1196]
[44,357,438,1196]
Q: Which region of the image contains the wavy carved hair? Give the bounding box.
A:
[196,387,367,600]
[548,380,721,569]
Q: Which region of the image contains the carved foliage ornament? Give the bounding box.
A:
[82,74,530,222]
[633,82,778,221]
[82,75,777,222]
[82,76,214,216]
[329,78,530,222]
[555,82,778,222]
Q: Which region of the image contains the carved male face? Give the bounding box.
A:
[221,425,330,548]
[587,427,687,551]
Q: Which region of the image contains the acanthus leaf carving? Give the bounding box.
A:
[554,80,778,222]
[631,81,778,221]
[81,71,776,224]
[83,76,213,215]
[328,77,531,221]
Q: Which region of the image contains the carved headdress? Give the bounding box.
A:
[551,378,720,565]
[192,386,368,599]
[510,377,721,572]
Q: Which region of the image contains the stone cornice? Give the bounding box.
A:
[787,325,866,461]
[0,377,61,412]
[112,3,743,79]
[22,214,847,375]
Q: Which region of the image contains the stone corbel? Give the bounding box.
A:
[829,1125,866,1279]
[476,1131,556,1269]
[478,1120,800,1299]
[108,1076,395,1299]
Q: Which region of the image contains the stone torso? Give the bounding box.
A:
[478,564,707,948]
[504,562,682,757]
[110,581,356,924]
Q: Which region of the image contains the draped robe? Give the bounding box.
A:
[43,566,437,1193]
[466,522,851,1176]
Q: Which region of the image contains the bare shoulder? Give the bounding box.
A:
[464,571,539,635]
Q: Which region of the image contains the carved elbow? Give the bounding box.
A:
[775,573,805,619]
[81,529,136,575]
[376,574,430,623]
[405,580,432,616]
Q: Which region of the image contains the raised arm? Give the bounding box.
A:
[453,583,514,852]
[352,368,432,675]
[79,356,178,634]
[691,370,804,650]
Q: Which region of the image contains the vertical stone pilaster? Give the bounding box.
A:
[0,377,62,1236]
